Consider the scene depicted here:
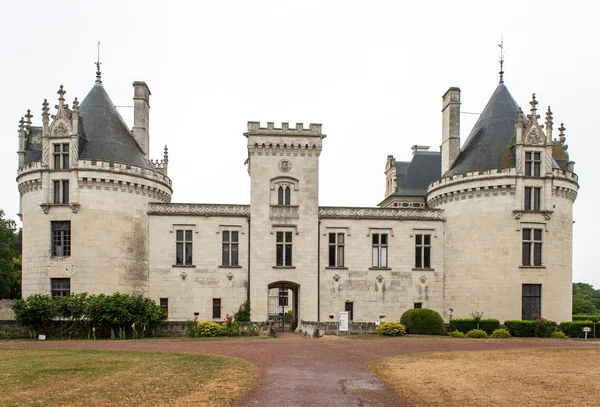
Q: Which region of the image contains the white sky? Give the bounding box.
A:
[1,1,598,287]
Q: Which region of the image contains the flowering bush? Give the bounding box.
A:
[376,321,406,336]
[222,314,241,337]
[532,314,558,338]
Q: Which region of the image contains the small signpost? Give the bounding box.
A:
[38,334,46,341]
[339,311,349,332]
[583,327,591,340]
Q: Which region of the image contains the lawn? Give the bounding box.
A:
[369,347,600,406]
[0,348,258,407]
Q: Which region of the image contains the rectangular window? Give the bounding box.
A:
[414,302,423,309]
[524,187,541,210]
[53,180,69,204]
[51,221,71,257]
[345,302,354,321]
[212,298,221,319]
[222,231,239,266]
[51,278,70,297]
[525,152,541,177]
[415,234,431,269]
[328,233,345,267]
[159,298,168,314]
[53,143,69,169]
[522,228,543,266]
[279,288,288,306]
[175,230,193,265]
[522,284,541,320]
[277,186,291,205]
[372,233,388,268]
[276,231,293,267]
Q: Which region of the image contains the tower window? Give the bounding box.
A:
[525,152,541,177]
[51,221,71,257]
[276,231,293,267]
[53,180,69,204]
[277,186,291,205]
[51,278,70,297]
[522,228,542,266]
[522,284,541,320]
[524,187,541,211]
[53,143,70,170]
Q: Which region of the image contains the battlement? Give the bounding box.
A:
[77,160,172,188]
[246,122,325,137]
[428,168,517,192]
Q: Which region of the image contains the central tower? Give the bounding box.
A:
[245,122,325,322]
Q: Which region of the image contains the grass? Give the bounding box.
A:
[0,348,258,407]
[369,347,600,406]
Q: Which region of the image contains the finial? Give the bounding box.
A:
[498,36,504,83]
[527,93,539,122]
[95,39,102,83]
[164,145,169,163]
[516,107,524,127]
[42,99,50,123]
[558,122,566,145]
[24,109,33,130]
[18,117,25,133]
[545,106,553,128]
[57,85,66,108]
[72,97,79,112]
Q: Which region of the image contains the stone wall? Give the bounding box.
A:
[300,320,378,338]
[0,299,16,320]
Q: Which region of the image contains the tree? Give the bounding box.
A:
[0,210,22,299]
[573,282,600,315]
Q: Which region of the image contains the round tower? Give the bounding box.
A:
[17,77,172,298]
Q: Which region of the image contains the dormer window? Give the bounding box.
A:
[278,186,291,205]
[525,152,541,177]
[53,143,69,170]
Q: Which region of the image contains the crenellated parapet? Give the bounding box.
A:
[77,159,172,188]
[246,122,325,137]
[245,122,326,159]
[147,203,250,217]
[78,177,171,203]
[318,206,445,221]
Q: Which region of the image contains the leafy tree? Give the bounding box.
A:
[0,210,22,299]
[573,282,600,315]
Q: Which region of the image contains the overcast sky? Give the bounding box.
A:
[1,1,598,288]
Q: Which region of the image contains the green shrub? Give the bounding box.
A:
[490,328,511,338]
[236,301,251,322]
[449,318,500,335]
[550,331,568,339]
[466,329,488,338]
[532,317,558,338]
[449,329,466,338]
[572,315,600,323]
[559,321,596,338]
[400,308,445,335]
[504,320,535,337]
[376,321,406,336]
[12,294,57,335]
[193,321,223,337]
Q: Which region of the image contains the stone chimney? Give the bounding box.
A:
[441,87,460,175]
[132,81,151,156]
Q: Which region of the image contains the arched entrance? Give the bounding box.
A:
[267,281,300,332]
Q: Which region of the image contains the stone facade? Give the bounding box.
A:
[16,76,579,326]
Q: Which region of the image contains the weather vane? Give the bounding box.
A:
[498,36,504,84]
[95,39,102,84]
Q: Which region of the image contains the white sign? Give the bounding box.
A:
[38,334,46,341]
[583,327,592,332]
[339,312,349,331]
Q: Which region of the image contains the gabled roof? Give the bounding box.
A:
[78,83,154,170]
[446,84,519,176]
[393,150,441,197]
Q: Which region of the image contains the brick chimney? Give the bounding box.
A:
[441,87,460,175]
[132,81,151,156]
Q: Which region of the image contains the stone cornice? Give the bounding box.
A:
[148,203,250,217]
[270,205,299,219]
[318,206,445,221]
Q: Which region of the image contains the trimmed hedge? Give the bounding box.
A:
[400,308,445,335]
[503,320,535,337]
[449,318,500,335]
[572,315,600,323]
[560,321,596,338]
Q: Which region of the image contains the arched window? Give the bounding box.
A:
[284,186,291,205]
[278,186,284,205]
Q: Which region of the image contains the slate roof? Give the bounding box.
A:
[446,84,519,176]
[78,83,154,170]
[393,150,441,197]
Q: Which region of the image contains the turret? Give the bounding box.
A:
[441,87,460,175]
[132,81,151,156]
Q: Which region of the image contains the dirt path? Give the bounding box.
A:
[1,335,597,406]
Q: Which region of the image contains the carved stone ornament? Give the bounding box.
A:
[40,203,51,214]
[226,272,234,281]
[526,127,544,145]
[53,121,68,138]
[319,206,444,221]
[333,274,340,282]
[180,272,188,280]
[70,203,81,213]
[279,159,292,173]
[376,275,384,283]
[420,276,427,284]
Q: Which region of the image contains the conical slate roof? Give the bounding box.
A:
[446,84,519,176]
[79,83,154,170]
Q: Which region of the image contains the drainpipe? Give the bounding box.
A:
[247,217,251,306]
[317,220,321,322]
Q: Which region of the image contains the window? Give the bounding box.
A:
[345,302,354,321]
[277,186,291,205]
[278,288,288,306]
[160,298,168,314]
[276,231,293,267]
[222,231,239,266]
[415,234,431,269]
[522,284,541,320]
[522,228,543,266]
[524,187,541,210]
[372,233,388,268]
[53,180,69,204]
[176,230,193,265]
[328,233,345,267]
[53,143,69,169]
[414,302,423,309]
[51,221,71,257]
[525,152,541,177]
[51,278,70,297]
[212,298,221,319]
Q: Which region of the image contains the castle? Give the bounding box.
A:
[16,67,579,326]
